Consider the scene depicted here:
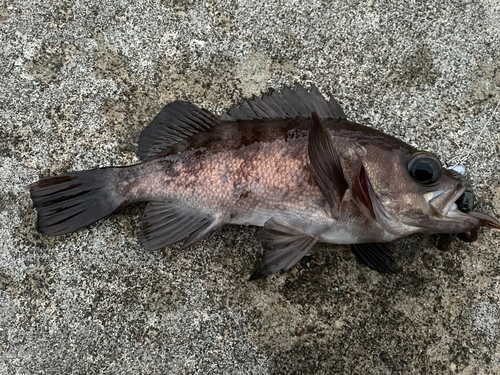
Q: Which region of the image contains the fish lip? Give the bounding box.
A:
[442,186,467,217]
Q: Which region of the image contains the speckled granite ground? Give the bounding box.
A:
[1,0,499,373]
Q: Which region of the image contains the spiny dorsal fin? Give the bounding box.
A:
[138,101,219,160]
[221,83,346,121]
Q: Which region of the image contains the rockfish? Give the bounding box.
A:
[29,84,500,279]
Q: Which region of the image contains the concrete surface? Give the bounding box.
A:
[1,0,500,373]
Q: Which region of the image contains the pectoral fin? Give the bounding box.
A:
[250,219,318,280]
[350,243,398,273]
[307,112,348,219]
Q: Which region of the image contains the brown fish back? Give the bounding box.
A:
[140,84,348,161]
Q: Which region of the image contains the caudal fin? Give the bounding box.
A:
[29,168,126,236]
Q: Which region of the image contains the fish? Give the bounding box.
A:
[29,84,500,279]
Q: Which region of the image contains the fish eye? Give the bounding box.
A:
[407,152,442,185]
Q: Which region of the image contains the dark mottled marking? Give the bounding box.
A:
[239,191,251,199]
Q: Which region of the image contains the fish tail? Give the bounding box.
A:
[29,167,127,236]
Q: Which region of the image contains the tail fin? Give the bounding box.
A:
[29,168,126,236]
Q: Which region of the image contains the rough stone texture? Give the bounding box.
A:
[1,0,499,373]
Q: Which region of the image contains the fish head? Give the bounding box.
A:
[363,147,500,236]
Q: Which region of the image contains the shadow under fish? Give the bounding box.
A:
[29,84,500,279]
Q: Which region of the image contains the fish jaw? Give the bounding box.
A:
[418,194,500,234]
[428,183,500,232]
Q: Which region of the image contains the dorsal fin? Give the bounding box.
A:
[139,85,345,160]
[138,101,219,160]
[221,83,346,121]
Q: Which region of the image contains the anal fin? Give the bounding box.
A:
[250,219,318,280]
[349,243,398,273]
[139,202,221,250]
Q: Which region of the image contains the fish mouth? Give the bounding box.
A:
[441,186,467,217]
[441,186,500,229]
